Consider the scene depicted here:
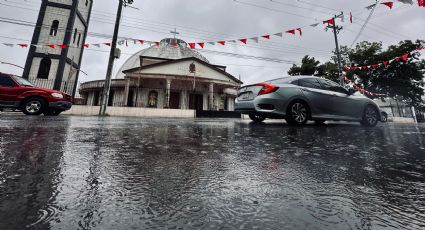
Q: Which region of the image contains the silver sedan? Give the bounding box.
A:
[235,76,382,127]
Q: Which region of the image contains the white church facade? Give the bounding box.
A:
[79,38,242,111]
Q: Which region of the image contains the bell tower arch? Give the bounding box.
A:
[22,0,93,97]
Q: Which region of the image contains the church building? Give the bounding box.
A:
[79,38,242,111]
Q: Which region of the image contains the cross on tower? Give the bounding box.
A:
[170,28,180,39]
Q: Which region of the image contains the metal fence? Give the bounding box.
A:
[29,78,76,96]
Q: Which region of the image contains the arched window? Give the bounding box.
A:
[147,91,158,108]
[37,57,51,79]
[73,28,77,44]
[50,20,59,36]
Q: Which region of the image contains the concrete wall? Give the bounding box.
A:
[63,105,195,118]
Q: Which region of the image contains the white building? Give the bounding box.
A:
[22,0,93,97]
[79,38,242,111]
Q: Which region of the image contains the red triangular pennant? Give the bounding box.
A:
[383,61,389,66]
[18,44,28,48]
[361,66,368,70]
[371,64,377,69]
[154,42,160,46]
[188,43,196,49]
[350,12,353,23]
[401,53,409,61]
[197,42,205,48]
[170,41,178,46]
[218,41,226,45]
[286,29,296,35]
[138,40,145,44]
[419,0,425,7]
[47,44,55,49]
[58,44,67,49]
[239,38,247,44]
[381,2,394,9]
[261,35,270,39]
[323,18,335,25]
[82,44,89,48]
[104,43,111,46]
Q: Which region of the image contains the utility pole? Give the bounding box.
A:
[99,0,133,116]
[327,12,344,86]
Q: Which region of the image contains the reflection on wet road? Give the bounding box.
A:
[0,116,425,229]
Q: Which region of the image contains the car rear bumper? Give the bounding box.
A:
[49,101,72,111]
[235,96,286,118]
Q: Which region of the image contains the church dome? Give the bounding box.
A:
[115,38,209,79]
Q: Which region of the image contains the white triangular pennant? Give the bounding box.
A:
[273,32,283,37]
[2,43,14,47]
[250,37,259,43]
[207,42,215,45]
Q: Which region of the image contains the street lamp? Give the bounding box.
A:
[99,0,134,116]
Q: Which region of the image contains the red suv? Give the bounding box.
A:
[0,73,73,116]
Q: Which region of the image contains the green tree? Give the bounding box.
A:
[289,40,425,107]
[288,55,320,76]
[342,40,425,107]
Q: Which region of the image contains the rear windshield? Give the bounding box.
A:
[266,77,296,85]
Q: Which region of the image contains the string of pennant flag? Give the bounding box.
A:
[343,75,387,97]
[1,1,423,50]
[342,45,424,71]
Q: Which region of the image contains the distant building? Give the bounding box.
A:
[22,0,93,97]
[79,38,242,111]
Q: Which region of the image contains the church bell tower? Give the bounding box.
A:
[22,0,93,97]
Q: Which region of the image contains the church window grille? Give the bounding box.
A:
[37,57,51,79]
[50,20,59,36]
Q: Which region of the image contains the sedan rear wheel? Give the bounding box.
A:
[249,114,266,123]
[361,105,379,127]
[286,101,309,125]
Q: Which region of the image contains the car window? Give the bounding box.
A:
[12,76,34,87]
[318,79,347,94]
[0,75,16,87]
[298,78,322,89]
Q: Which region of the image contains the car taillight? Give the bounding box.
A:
[257,83,279,96]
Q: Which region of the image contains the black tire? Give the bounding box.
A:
[43,109,62,116]
[22,97,46,115]
[249,114,266,123]
[361,105,379,127]
[286,101,310,126]
[381,112,388,122]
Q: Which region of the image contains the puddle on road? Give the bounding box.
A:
[0,116,425,229]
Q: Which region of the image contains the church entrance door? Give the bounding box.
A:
[169,92,180,109]
[189,94,203,110]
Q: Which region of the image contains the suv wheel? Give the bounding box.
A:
[249,114,266,123]
[361,105,379,127]
[22,98,45,115]
[286,101,309,125]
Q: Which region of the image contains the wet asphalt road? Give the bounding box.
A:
[0,115,425,230]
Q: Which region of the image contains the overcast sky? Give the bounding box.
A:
[0,0,424,85]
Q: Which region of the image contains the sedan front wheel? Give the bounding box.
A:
[361,105,379,127]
